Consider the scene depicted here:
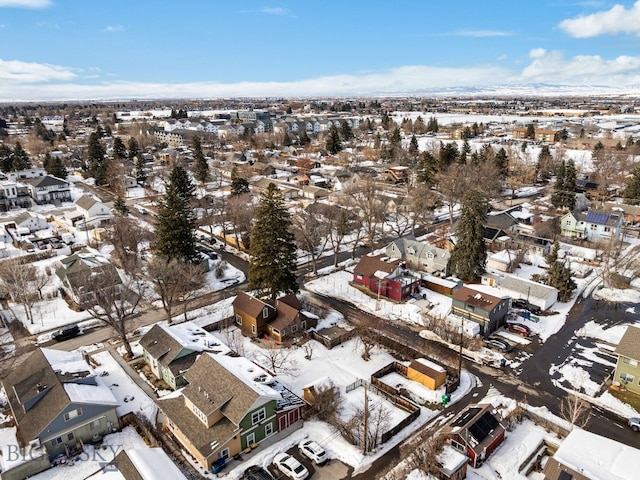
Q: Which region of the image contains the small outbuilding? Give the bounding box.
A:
[407,358,447,390]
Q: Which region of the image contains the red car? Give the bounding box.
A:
[505,323,531,337]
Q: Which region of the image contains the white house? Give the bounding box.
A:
[74,195,112,228]
[560,210,623,242]
[481,272,558,311]
[26,175,72,205]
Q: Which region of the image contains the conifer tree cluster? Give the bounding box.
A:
[545,241,576,302]
[449,190,487,281]
[248,183,299,301]
[325,124,342,154]
[43,152,68,179]
[551,159,577,209]
[192,135,209,183]
[154,166,199,264]
[87,129,108,185]
[624,166,640,205]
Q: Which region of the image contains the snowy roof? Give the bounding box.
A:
[438,445,468,474]
[210,354,281,400]
[161,321,230,354]
[121,448,188,480]
[414,357,446,374]
[552,429,640,480]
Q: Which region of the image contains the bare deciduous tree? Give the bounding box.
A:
[0,262,49,324]
[560,393,591,429]
[75,269,146,359]
[253,345,299,375]
[109,214,149,274]
[292,206,329,275]
[354,325,380,361]
[325,203,354,267]
[346,177,386,253]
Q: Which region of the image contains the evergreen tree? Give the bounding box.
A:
[191,135,209,183]
[45,155,68,179]
[564,159,577,210]
[427,116,439,133]
[128,137,140,162]
[154,166,198,263]
[416,151,437,186]
[325,124,342,155]
[135,155,147,184]
[449,190,487,281]
[545,241,576,302]
[248,183,298,301]
[282,132,292,147]
[438,142,459,170]
[12,142,30,170]
[112,136,127,159]
[408,135,419,156]
[494,147,509,178]
[525,123,535,139]
[112,195,129,215]
[299,130,310,145]
[230,177,250,196]
[87,131,108,185]
[390,127,401,146]
[341,121,353,141]
[551,160,566,208]
[0,144,12,172]
[624,165,640,205]
[459,139,471,165]
[536,145,553,181]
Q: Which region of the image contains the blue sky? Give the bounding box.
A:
[2,0,640,100]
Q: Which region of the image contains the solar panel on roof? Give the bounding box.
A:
[468,412,500,444]
[586,212,608,224]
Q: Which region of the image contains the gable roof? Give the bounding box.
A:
[442,403,505,453]
[614,326,640,360]
[452,286,506,311]
[354,254,401,278]
[76,194,100,211]
[139,322,229,369]
[182,353,280,424]
[386,236,450,270]
[27,175,68,188]
[232,291,274,319]
[585,210,621,226]
[2,348,117,444]
[115,448,188,480]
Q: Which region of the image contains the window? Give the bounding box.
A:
[590,224,597,230]
[67,432,74,441]
[251,324,256,334]
[272,328,280,335]
[64,408,82,421]
[621,372,635,384]
[251,408,266,425]
[262,307,269,319]
[604,226,611,233]
[235,314,242,326]
[218,448,229,460]
[623,358,638,367]
[90,419,101,430]
[265,423,273,437]
[292,325,298,333]
[301,320,306,330]
[246,432,255,446]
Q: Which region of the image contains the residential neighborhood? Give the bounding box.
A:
[0,94,639,480]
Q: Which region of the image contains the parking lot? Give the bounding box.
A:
[267,447,351,479]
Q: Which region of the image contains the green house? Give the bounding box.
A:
[614,326,640,395]
[158,353,303,472]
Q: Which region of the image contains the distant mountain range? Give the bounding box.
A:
[369,83,640,98]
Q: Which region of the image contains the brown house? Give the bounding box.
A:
[441,403,505,468]
[232,292,316,342]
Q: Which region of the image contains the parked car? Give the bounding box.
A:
[273,453,309,480]
[52,324,80,342]
[629,417,640,432]
[505,323,531,337]
[484,336,513,353]
[298,440,327,465]
[511,299,541,314]
[243,465,275,480]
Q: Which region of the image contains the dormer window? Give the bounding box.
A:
[262,307,269,319]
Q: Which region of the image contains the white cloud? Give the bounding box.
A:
[0,0,51,7]
[3,50,640,101]
[520,48,640,84]
[454,30,513,37]
[559,1,640,37]
[0,58,75,83]
[240,6,291,16]
[103,25,124,33]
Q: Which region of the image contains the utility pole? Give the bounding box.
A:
[363,384,368,454]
